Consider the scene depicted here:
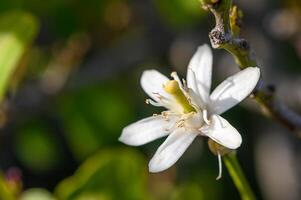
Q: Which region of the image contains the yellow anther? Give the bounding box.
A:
[164,80,195,113]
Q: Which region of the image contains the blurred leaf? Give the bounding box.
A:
[55,148,147,200]
[0,173,15,200]
[20,188,56,200]
[59,111,100,161]
[58,84,134,160]
[0,11,38,101]
[73,192,112,200]
[52,5,78,37]
[15,120,62,172]
[170,183,204,200]
[154,0,205,28]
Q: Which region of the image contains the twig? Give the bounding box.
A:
[200,0,301,135]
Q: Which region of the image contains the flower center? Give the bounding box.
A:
[164,80,195,114]
[183,112,204,129]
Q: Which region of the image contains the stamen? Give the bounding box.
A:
[182,79,188,89]
[152,92,164,100]
[164,120,179,132]
[176,121,185,128]
[171,71,184,88]
[216,151,223,180]
[145,99,163,107]
[203,110,210,125]
[152,92,176,107]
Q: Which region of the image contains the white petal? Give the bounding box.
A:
[148,128,198,172]
[209,67,260,115]
[140,70,180,111]
[186,44,213,105]
[119,115,179,146]
[187,88,205,110]
[200,115,242,149]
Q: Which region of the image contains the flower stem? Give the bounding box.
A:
[223,152,256,200]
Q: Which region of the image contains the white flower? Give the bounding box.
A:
[119,44,260,178]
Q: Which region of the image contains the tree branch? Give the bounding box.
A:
[201,0,301,135]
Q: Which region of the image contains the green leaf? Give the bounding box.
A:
[0,11,39,101]
[154,0,205,28]
[58,84,134,161]
[20,188,56,200]
[15,120,63,172]
[55,148,147,200]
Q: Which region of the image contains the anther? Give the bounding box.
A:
[145,99,162,107]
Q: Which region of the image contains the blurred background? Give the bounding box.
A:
[0,0,300,199]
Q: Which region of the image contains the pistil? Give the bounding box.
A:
[164,80,195,113]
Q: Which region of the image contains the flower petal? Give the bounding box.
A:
[201,115,242,149]
[186,44,213,105]
[140,70,181,111]
[209,67,260,115]
[187,88,205,110]
[119,115,179,146]
[148,128,198,172]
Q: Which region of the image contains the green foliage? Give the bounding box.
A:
[15,121,63,172]
[20,188,56,200]
[154,0,205,28]
[55,148,147,200]
[58,84,134,161]
[0,11,38,101]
